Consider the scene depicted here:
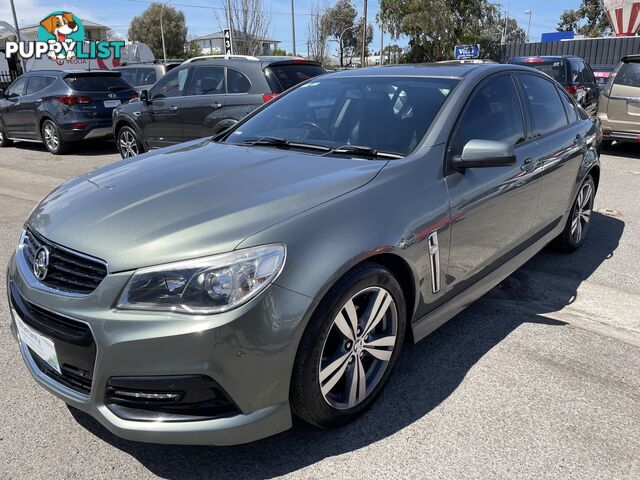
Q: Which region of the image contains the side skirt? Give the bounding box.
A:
[411,220,565,344]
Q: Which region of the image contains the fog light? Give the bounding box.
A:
[113,390,181,401]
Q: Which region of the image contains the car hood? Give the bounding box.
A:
[28,139,386,272]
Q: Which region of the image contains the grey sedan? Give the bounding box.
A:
[6,63,601,445]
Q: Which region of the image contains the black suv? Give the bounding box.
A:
[0,70,137,154]
[508,56,599,115]
[112,55,326,158]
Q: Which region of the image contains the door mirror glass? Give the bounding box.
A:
[453,140,517,169]
[139,89,149,104]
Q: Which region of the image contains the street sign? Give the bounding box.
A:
[454,44,480,60]
[223,28,233,55]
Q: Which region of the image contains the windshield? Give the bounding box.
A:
[509,59,567,83]
[224,76,459,156]
[64,74,131,92]
[265,63,326,92]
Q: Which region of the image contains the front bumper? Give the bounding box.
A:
[7,251,313,445]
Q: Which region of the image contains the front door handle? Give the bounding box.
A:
[521,157,535,173]
[210,102,222,109]
[168,105,178,112]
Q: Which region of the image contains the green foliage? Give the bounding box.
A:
[322,0,374,66]
[557,0,611,37]
[272,47,288,56]
[380,0,526,62]
[181,40,203,59]
[128,2,188,59]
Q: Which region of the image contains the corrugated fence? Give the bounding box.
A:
[499,37,640,65]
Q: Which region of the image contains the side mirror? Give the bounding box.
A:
[139,89,150,104]
[0,89,5,99]
[452,139,517,170]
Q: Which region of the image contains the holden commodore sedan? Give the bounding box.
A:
[7,64,600,445]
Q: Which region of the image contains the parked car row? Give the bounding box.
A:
[0,55,326,156]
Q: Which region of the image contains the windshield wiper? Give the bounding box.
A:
[327,145,404,159]
[241,136,331,153]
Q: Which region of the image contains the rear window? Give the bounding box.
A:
[509,59,567,83]
[64,74,131,92]
[613,62,640,87]
[264,63,325,92]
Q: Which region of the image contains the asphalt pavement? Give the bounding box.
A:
[0,140,638,479]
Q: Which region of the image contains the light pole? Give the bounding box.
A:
[502,0,511,45]
[339,25,357,67]
[160,0,171,63]
[291,0,296,56]
[361,0,368,66]
[525,9,532,42]
[9,0,25,72]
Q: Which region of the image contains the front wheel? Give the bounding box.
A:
[552,175,595,252]
[291,263,406,428]
[117,125,144,159]
[41,119,68,154]
[0,123,12,147]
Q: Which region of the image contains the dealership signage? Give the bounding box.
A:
[454,44,480,60]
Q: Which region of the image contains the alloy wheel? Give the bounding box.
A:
[119,129,139,158]
[0,128,4,142]
[571,181,593,244]
[319,286,398,410]
[43,122,59,151]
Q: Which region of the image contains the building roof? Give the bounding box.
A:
[20,18,109,32]
[192,31,280,44]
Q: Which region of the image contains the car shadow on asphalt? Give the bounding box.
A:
[603,142,640,160]
[7,140,118,157]
[67,212,624,480]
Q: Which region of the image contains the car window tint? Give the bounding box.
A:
[519,74,568,136]
[613,62,640,87]
[582,63,595,83]
[450,75,525,158]
[187,66,225,96]
[227,69,251,93]
[64,74,131,92]
[264,63,325,92]
[150,68,189,99]
[558,88,579,123]
[26,76,47,95]
[508,59,566,83]
[7,77,27,97]
[137,68,157,86]
[117,69,136,86]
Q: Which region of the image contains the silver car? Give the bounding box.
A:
[7,64,601,445]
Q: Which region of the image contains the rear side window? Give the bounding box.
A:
[26,76,55,95]
[519,74,568,136]
[64,74,131,92]
[227,69,251,93]
[187,66,225,96]
[613,62,640,87]
[137,68,157,86]
[509,59,567,83]
[264,63,325,92]
[450,75,525,157]
[558,88,579,123]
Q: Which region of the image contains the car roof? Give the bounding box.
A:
[510,55,580,62]
[183,55,321,69]
[621,54,640,63]
[324,63,518,79]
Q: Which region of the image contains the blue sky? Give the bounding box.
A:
[2,0,582,57]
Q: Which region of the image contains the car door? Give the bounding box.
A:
[178,65,227,141]
[445,73,542,294]
[602,60,640,134]
[20,75,55,138]
[1,76,28,136]
[140,67,189,147]
[517,73,586,230]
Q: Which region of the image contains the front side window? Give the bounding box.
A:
[519,74,568,137]
[7,77,27,97]
[449,75,525,158]
[558,88,579,123]
[224,76,458,156]
[26,76,47,95]
[186,66,225,96]
[150,68,189,99]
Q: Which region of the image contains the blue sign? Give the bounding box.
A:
[454,44,480,60]
[541,31,574,43]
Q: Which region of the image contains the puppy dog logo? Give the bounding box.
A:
[37,12,85,60]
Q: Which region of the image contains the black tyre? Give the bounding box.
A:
[41,119,68,154]
[291,263,406,428]
[117,125,144,159]
[551,175,596,252]
[0,122,12,147]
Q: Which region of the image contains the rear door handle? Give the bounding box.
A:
[210,102,222,109]
[168,105,178,112]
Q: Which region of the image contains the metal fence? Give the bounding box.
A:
[0,70,18,90]
[499,36,640,65]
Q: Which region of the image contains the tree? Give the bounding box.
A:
[128,3,188,59]
[557,0,611,37]
[322,0,358,67]
[215,0,272,55]
[272,47,288,56]
[307,1,330,64]
[182,39,203,59]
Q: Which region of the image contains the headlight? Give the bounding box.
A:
[117,244,286,314]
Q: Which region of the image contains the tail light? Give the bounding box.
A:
[565,85,578,95]
[262,93,278,103]
[55,95,93,106]
[524,57,544,63]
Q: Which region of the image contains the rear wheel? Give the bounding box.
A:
[117,125,143,159]
[0,123,12,147]
[291,263,406,428]
[552,175,595,252]
[41,119,68,154]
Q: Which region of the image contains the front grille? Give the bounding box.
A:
[11,283,96,395]
[22,227,107,294]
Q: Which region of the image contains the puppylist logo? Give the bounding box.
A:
[5,11,124,62]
